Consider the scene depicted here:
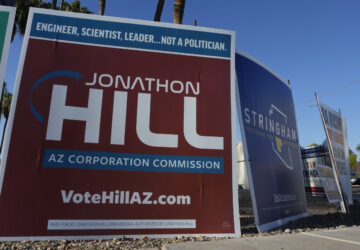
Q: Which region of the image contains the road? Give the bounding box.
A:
[145,186,360,250]
[159,227,360,250]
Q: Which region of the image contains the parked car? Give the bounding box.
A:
[350,170,359,185]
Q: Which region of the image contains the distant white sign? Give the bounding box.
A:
[301,145,326,196]
[316,98,352,212]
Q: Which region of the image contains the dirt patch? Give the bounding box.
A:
[240,188,360,236]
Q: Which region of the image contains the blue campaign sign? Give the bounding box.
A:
[235,51,307,232]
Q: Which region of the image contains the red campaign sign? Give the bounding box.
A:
[0,9,238,239]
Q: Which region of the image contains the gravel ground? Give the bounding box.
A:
[0,187,359,249]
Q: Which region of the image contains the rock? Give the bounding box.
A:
[285,228,291,233]
[197,235,204,241]
[57,244,66,250]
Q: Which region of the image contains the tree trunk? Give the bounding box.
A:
[99,0,106,15]
[154,0,165,22]
[0,118,8,154]
[52,0,57,9]
[60,0,64,10]
[173,0,185,24]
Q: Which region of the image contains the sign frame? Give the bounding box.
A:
[0,8,240,240]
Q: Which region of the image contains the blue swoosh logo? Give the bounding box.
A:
[30,70,83,122]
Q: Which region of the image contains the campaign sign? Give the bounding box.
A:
[0,5,15,96]
[303,159,325,195]
[301,146,326,195]
[319,102,352,207]
[315,164,341,203]
[0,8,239,239]
[301,145,325,159]
[235,51,307,232]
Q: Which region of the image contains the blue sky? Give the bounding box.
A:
[4,0,360,153]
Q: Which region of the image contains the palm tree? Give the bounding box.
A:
[173,0,185,24]
[12,0,46,41]
[99,0,106,15]
[62,0,91,13]
[0,92,12,153]
[12,0,91,41]
[154,0,165,22]
[356,144,360,155]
